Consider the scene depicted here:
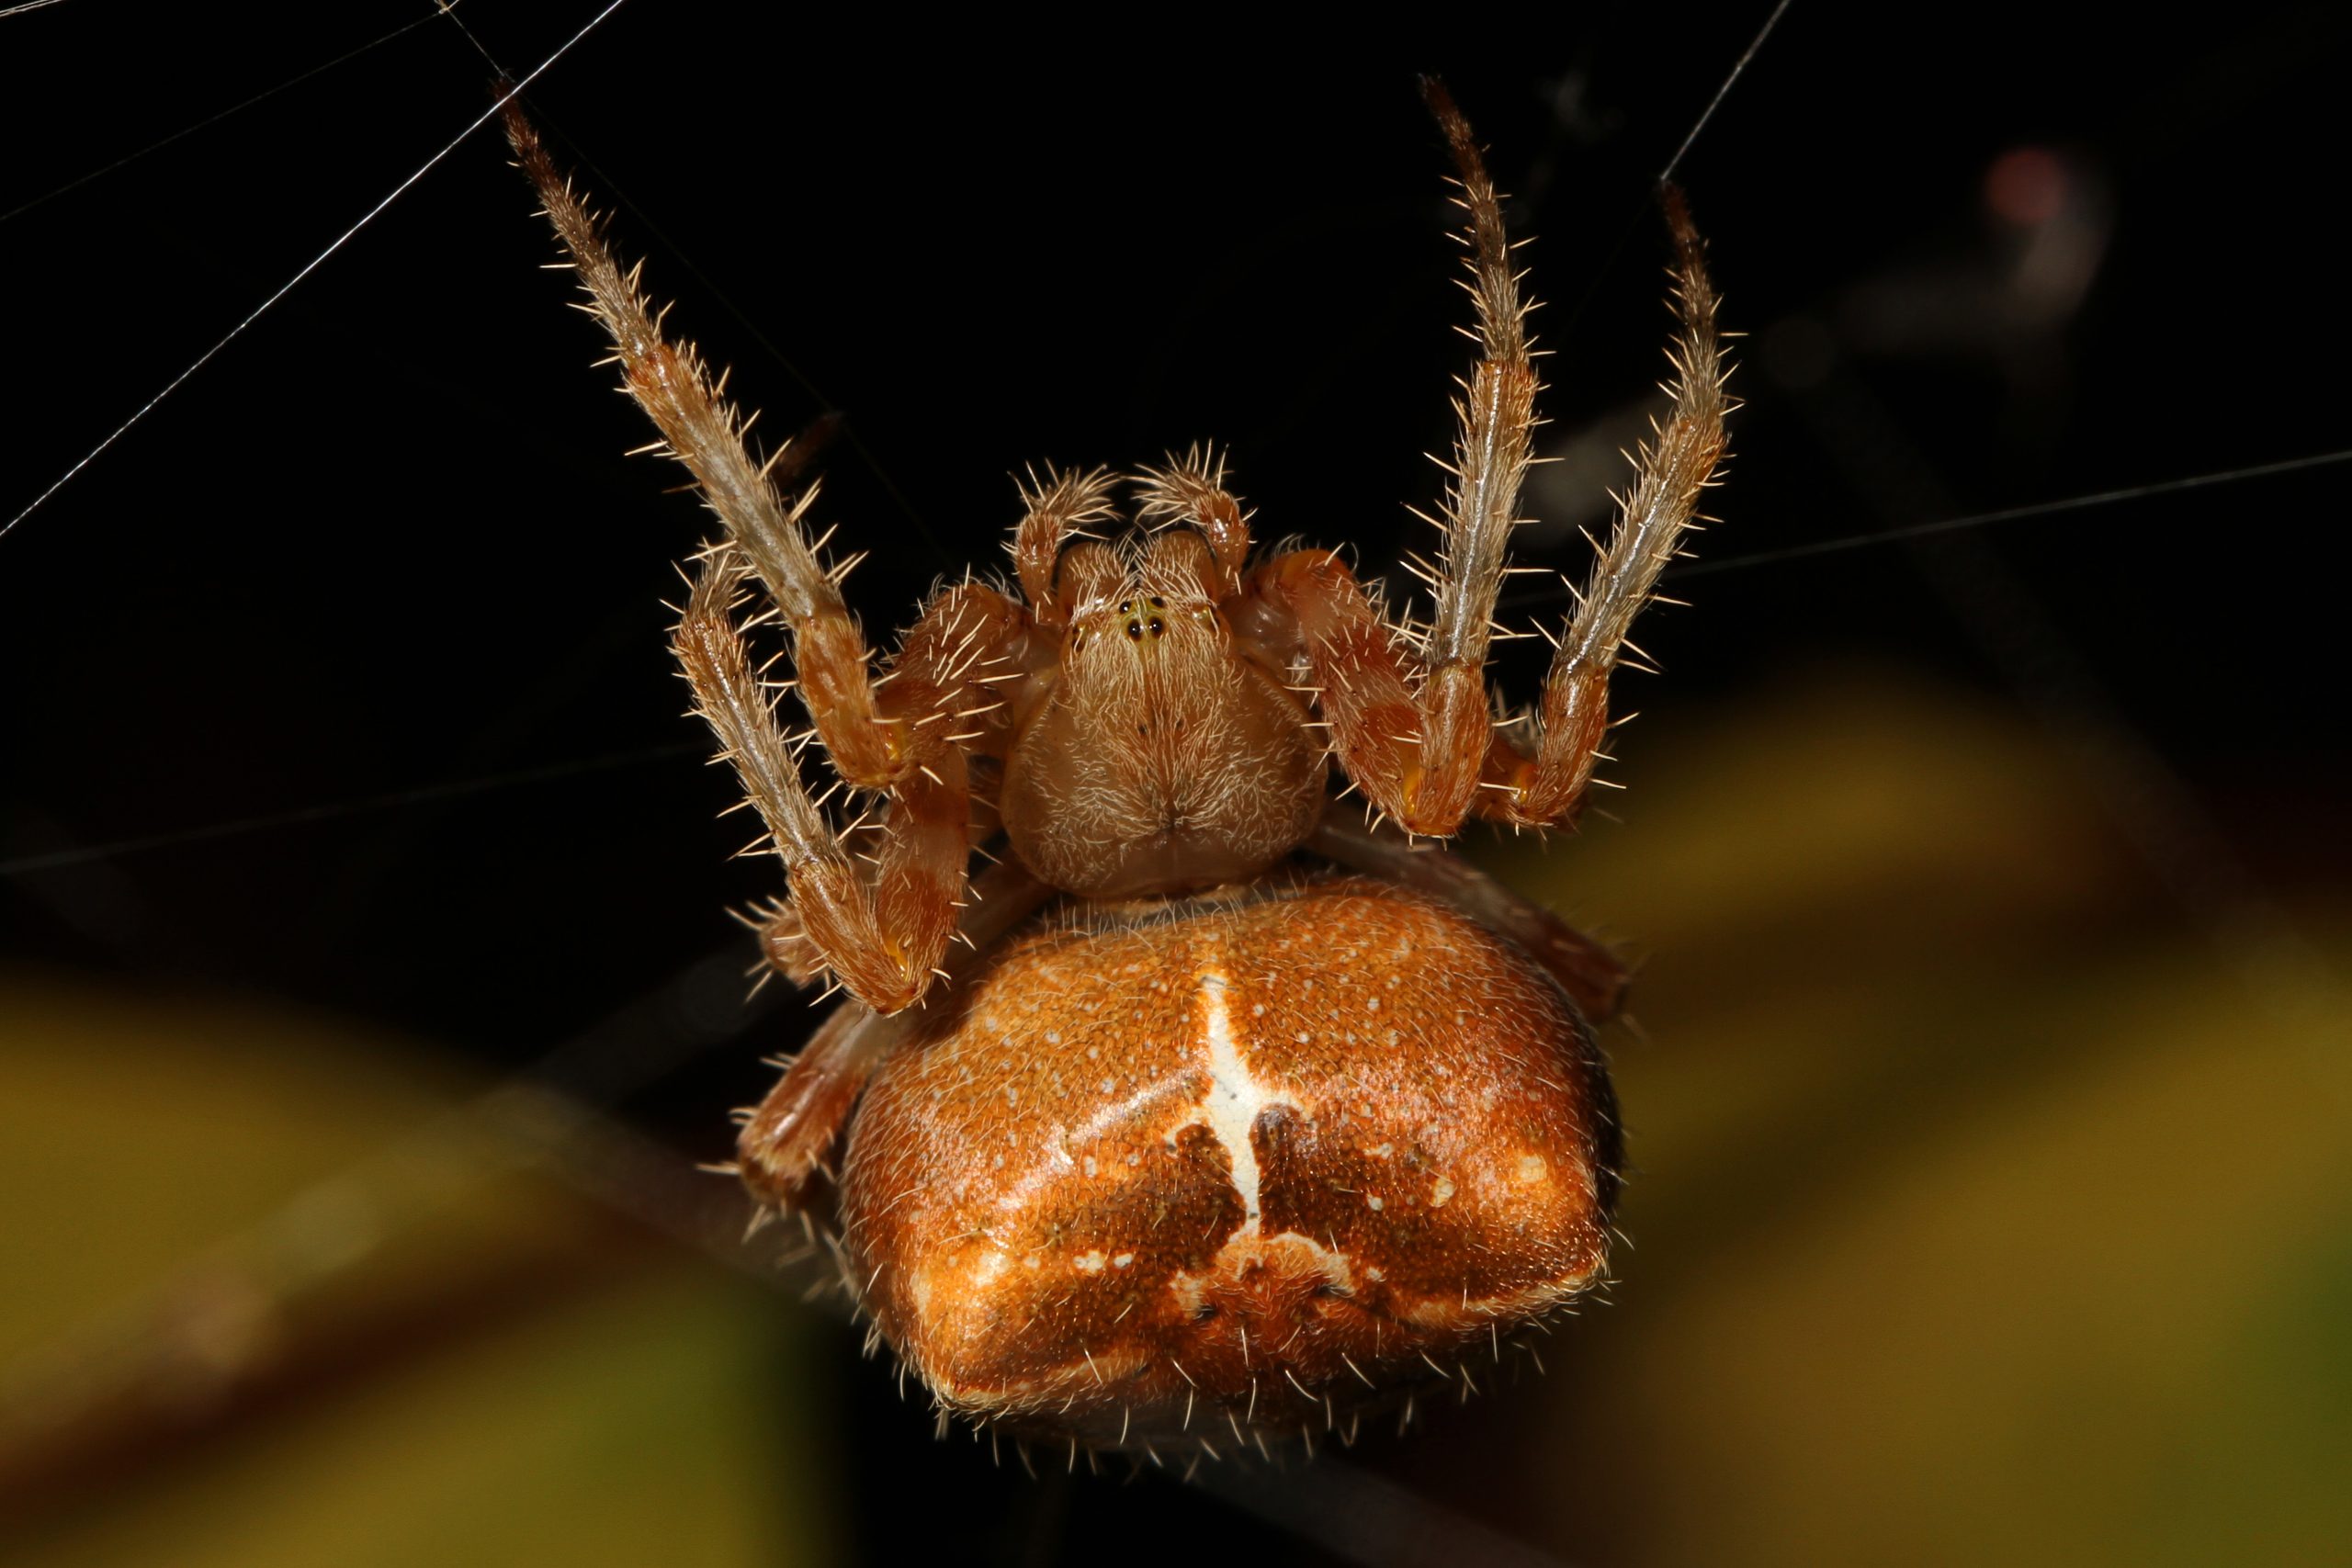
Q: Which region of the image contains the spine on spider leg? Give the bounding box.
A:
[1493,188,1732,826]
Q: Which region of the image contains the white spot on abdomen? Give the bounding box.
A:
[1196,963,1268,1235]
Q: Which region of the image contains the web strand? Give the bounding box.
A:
[1494,445,2352,613]
[0,6,464,227]
[1660,0,1795,187]
[1668,446,2352,581]
[0,744,697,879]
[0,0,630,544]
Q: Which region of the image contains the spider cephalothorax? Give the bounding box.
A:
[505,80,1727,1458]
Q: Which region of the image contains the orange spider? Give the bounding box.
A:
[504,80,1728,1461]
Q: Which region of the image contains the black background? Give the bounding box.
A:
[5,3,2347,1562]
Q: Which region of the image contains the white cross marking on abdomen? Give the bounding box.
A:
[1194,963,1267,1235]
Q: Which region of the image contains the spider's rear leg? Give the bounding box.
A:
[736,1000,890,1216]
[737,855,1057,1216]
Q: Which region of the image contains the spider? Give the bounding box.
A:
[503,79,1727,1460]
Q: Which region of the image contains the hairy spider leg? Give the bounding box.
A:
[1248,80,1730,837]
[733,999,888,1214]
[737,855,1057,1213]
[1487,186,1730,826]
[674,550,1028,1014]
[508,104,1026,1013]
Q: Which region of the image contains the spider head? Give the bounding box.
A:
[1053,530,1216,651]
[999,523,1326,899]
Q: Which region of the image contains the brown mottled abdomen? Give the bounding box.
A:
[837,875,1620,1452]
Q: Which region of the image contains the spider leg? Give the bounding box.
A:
[677,552,1026,1013]
[510,106,1032,1013]
[506,106,921,793]
[738,855,1056,1214]
[1478,188,1729,827]
[736,999,889,1215]
[1243,85,1727,837]
[1410,79,1544,824]
[1233,83,1536,836]
[1134,445,1251,599]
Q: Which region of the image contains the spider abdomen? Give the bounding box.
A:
[837,876,1621,1451]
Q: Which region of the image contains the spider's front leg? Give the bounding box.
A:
[507,105,1023,1013]
[1249,83,1729,837]
[1480,185,1729,827]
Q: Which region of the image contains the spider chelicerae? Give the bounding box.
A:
[503,78,1727,1459]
